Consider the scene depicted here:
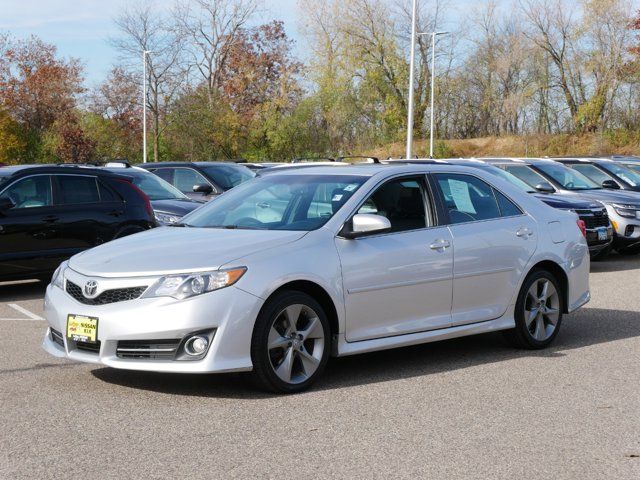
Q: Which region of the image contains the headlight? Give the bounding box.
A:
[142,267,247,300]
[611,204,640,218]
[154,212,182,225]
[51,261,68,289]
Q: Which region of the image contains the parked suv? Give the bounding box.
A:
[486,158,640,254]
[0,165,155,281]
[555,158,640,193]
[141,162,254,201]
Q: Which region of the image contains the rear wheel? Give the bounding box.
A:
[504,269,563,349]
[251,291,330,393]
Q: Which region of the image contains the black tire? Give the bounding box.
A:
[590,244,613,261]
[251,290,331,393]
[504,269,564,349]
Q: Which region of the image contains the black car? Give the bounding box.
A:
[141,162,255,201]
[0,165,155,282]
[102,166,203,225]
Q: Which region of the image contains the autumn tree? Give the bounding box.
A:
[55,113,96,163]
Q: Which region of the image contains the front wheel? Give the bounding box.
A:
[251,291,330,393]
[504,270,563,349]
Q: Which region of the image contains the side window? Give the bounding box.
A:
[173,168,210,193]
[357,177,429,233]
[435,173,502,224]
[98,181,120,202]
[570,164,611,186]
[495,190,522,217]
[0,175,52,209]
[502,165,548,189]
[55,175,100,205]
[153,168,173,184]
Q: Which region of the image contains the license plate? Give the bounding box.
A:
[597,228,608,241]
[66,315,98,343]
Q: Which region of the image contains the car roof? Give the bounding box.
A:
[143,161,248,168]
[0,164,126,178]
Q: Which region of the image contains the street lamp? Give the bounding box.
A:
[428,31,448,159]
[142,50,151,164]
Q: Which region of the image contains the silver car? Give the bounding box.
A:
[42,164,590,393]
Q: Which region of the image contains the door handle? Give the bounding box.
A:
[429,239,451,250]
[516,227,533,238]
[41,215,59,223]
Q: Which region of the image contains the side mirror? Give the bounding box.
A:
[342,213,391,239]
[535,182,555,193]
[193,183,214,195]
[601,179,620,190]
[0,197,15,212]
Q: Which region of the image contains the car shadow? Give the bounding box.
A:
[590,252,640,273]
[91,306,640,399]
[0,280,46,302]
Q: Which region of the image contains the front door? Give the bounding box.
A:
[336,175,454,342]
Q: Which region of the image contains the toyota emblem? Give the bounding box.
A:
[84,280,98,298]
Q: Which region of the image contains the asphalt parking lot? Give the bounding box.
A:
[1,257,639,479]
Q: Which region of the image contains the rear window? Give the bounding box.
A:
[55,175,100,204]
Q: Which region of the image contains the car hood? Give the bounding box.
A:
[533,193,599,210]
[69,227,308,278]
[151,199,201,216]
[568,189,640,205]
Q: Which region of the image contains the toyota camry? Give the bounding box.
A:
[42,163,590,393]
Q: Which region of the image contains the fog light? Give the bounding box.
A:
[184,335,209,356]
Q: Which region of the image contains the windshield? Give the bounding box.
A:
[201,165,255,191]
[121,170,188,201]
[534,163,599,190]
[601,163,640,187]
[181,174,368,231]
[623,163,640,174]
[479,165,536,193]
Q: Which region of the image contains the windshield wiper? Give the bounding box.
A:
[168,222,192,227]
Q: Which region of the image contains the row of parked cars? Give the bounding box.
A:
[1,155,639,282]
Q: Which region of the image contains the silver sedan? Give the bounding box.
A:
[42,164,590,393]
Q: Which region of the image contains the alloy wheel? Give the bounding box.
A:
[524,278,560,341]
[267,304,325,385]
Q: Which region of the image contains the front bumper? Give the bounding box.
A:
[585,226,613,254]
[42,282,263,373]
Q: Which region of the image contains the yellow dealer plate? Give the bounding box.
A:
[66,315,98,343]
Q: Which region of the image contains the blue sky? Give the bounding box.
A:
[1,0,300,86]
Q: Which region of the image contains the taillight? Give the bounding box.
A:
[116,178,154,220]
[577,219,587,238]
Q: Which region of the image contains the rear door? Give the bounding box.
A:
[432,173,538,326]
[0,174,61,277]
[52,174,124,251]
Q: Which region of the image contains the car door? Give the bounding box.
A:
[335,175,454,342]
[432,173,538,326]
[52,174,125,251]
[172,168,218,200]
[0,174,61,277]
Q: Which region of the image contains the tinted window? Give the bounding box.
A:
[601,163,640,187]
[357,177,428,233]
[55,175,100,204]
[435,173,501,224]
[98,181,120,202]
[569,164,612,186]
[201,165,255,190]
[495,190,522,216]
[153,168,174,184]
[182,174,367,231]
[118,170,187,200]
[0,175,52,209]
[173,168,210,193]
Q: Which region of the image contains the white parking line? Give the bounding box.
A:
[7,303,44,321]
[0,318,34,321]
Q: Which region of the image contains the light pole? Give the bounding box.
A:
[405,0,418,159]
[142,50,151,164]
[428,31,448,158]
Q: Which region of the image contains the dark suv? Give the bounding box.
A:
[0,165,155,281]
[141,162,254,201]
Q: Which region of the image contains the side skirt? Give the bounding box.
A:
[334,313,516,357]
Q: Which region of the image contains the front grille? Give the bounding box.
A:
[116,339,181,360]
[66,281,146,305]
[50,328,64,348]
[75,340,101,354]
[576,209,610,229]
